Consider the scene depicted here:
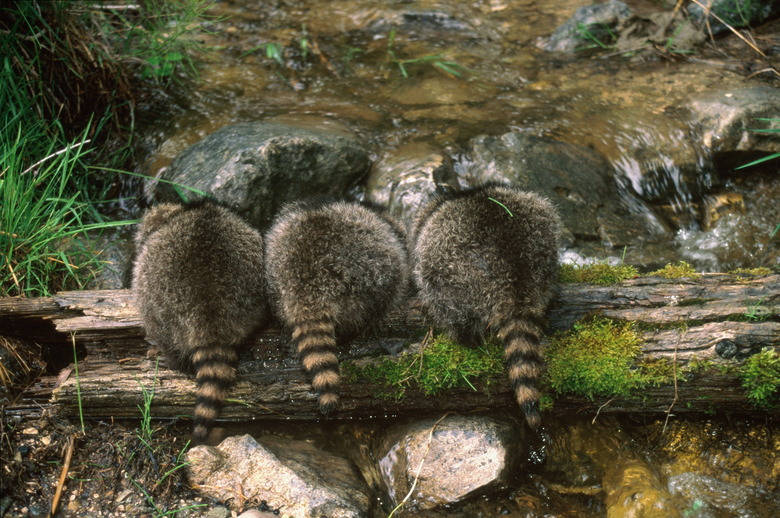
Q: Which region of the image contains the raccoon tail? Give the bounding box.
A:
[495,312,546,428]
[292,316,340,414]
[191,346,238,445]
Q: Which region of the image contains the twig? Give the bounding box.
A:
[21,140,92,176]
[690,0,767,57]
[49,434,76,518]
[662,343,680,434]
[387,413,451,517]
[592,398,614,425]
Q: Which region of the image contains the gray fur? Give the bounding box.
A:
[264,198,409,414]
[132,201,268,444]
[410,184,561,427]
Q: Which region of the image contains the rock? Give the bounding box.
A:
[543,417,679,518]
[364,142,460,224]
[386,76,496,106]
[676,180,780,271]
[83,230,135,290]
[373,415,523,511]
[187,434,372,518]
[668,472,776,517]
[542,1,633,52]
[687,86,780,157]
[151,120,370,230]
[687,0,780,37]
[463,132,666,249]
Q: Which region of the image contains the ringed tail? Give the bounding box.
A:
[293,316,340,414]
[495,313,546,428]
[192,347,238,445]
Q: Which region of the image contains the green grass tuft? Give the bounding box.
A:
[648,261,699,279]
[559,262,639,285]
[729,267,773,277]
[342,333,504,401]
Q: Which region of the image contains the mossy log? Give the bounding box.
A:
[1,273,778,423]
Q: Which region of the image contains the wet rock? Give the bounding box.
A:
[544,417,679,518]
[542,1,632,52]
[687,86,780,157]
[387,76,496,106]
[365,142,460,224]
[187,434,371,518]
[374,415,524,512]
[369,8,473,33]
[615,11,706,55]
[668,472,777,516]
[152,120,370,230]
[687,0,780,37]
[463,132,665,249]
[676,180,780,271]
[84,231,136,290]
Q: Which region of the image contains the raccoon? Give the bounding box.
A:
[410,184,561,427]
[264,198,409,414]
[132,201,268,444]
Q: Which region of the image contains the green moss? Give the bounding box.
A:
[545,317,645,399]
[559,262,639,285]
[545,317,710,400]
[738,348,780,409]
[342,333,505,401]
[648,261,699,279]
[729,267,773,277]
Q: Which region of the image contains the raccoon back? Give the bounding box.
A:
[132,201,268,442]
[264,198,409,413]
[411,184,561,426]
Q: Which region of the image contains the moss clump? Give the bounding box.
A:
[342,334,505,401]
[738,348,780,409]
[559,262,638,285]
[546,317,647,399]
[729,267,773,277]
[648,261,699,279]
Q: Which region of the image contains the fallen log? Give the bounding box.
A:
[1,273,778,423]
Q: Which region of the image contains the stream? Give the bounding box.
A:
[127,1,779,516]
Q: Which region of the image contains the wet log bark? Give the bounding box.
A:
[2,273,778,423]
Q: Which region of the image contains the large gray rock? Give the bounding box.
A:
[151,120,370,230]
[364,142,460,225]
[187,434,372,518]
[688,0,780,36]
[373,415,523,512]
[687,86,780,155]
[463,132,667,249]
[542,1,632,52]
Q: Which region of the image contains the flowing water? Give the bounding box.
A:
[134,0,780,273]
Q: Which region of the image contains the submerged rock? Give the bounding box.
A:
[544,417,679,518]
[187,434,372,518]
[151,120,370,230]
[365,142,460,224]
[373,415,523,512]
[542,0,632,52]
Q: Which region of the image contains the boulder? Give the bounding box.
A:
[187,434,372,518]
[373,415,523,511]
[542,1,632,52]
[464,132,665,248]
[687,0,780,37]
[364,142,460,224]
[151,120,370,230]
